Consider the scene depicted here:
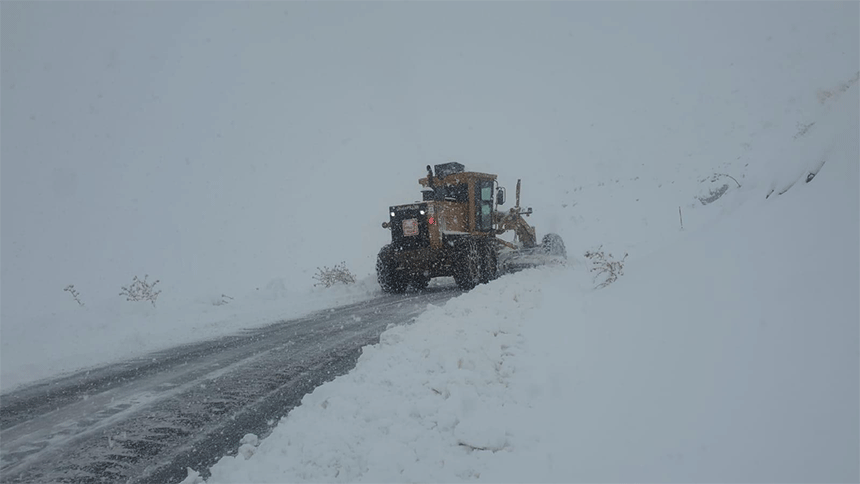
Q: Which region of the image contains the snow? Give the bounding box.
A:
[0,278,381,390]
[2,1,858,482]
[200,79,857,482]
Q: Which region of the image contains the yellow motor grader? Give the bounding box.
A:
[377,162,566,293]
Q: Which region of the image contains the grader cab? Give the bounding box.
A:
[377,163,565,293]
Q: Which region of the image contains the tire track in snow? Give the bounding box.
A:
[0,286,459,483]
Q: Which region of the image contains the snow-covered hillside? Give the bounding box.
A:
[2,2,857,481]
[192,79,859,483]
[2,2,857,324]
[2,1,857,394]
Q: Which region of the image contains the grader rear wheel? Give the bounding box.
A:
[376,245,407,294]
[480,241,497,284]
[453,239,481,290]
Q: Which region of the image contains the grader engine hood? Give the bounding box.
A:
[388,203,430,251]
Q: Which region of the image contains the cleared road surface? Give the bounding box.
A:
[0,286,459,483]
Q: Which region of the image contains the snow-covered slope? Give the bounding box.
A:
[196,81,859,482]
[0,278,382,390]
[2,3,857,479]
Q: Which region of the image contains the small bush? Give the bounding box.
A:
[213,294,233,306]
[794,121,816,139]
[585,246,628,289]
[696,173,740,206]
[816,71,859,104]
[697,183,729,205]
[119,274,161,306]
[313,262,356,288]
[64,284,84,306]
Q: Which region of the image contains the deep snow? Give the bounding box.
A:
[1,2,858,482]
[184,78,859,483]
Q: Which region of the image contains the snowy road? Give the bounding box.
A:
[0,286,459,483]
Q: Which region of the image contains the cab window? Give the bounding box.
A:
[476,180,494,231]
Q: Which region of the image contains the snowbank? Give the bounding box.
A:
[199,83,858,482]
[0,277,381,391]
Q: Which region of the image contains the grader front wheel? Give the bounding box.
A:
[541,233,567,258]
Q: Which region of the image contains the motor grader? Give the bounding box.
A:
[377,162,566,293]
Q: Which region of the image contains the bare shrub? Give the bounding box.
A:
[696,173,740,206]
[698,184,729,205]
[794,121,816,139]
[212,294,233,306]
[64,284,84,306]
[817,71,859,104]
[817,89,834,105]
[713,173,741,188]
[119,274,161,306]
[313,262,356,288]
[585,246,628,289]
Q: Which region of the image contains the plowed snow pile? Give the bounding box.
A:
[194,83,858,483]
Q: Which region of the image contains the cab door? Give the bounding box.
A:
[475,179,494,232]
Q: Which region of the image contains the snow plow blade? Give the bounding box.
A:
[497,233,567,274]
[498,248,566,274]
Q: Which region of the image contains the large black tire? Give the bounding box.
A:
[453,238,481,290]
[479,240,497,284]
[377,245,407,293]
[541,233,567,258]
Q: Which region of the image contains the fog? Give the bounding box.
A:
[2,2,857,324]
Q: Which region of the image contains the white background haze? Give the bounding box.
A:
[1,2,858,482]
[2,2,856,322]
